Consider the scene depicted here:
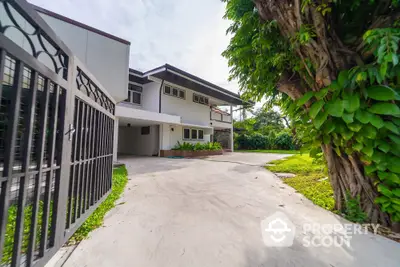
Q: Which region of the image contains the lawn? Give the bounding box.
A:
[1,165,128,264]
[237,149,300,154]
[267,154,335,211]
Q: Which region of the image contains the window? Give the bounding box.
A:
[126,83,142,105]
[191,129,197,139]
[164,84,185,99]
[141,126,150,135]
[183,128,190,139]
[164,85,171,94]
[183,128,204,140]
[193,93,209,106]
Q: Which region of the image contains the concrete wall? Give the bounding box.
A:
[118,125,159,156]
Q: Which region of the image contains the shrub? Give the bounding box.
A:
[273,133,296,150]
[235,132,300,151]
[173,141,222,151]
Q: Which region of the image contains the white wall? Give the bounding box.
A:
[141,82,160,112]
[38,13,130,102]
[118,125,159,156]
[160,83,211,127]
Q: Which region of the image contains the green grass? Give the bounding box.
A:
[237,149,300,154]
[68,165,128,244]
[267,154,335,211]
[1,166,128,264]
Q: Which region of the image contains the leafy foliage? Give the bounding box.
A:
[344,193,368,224]
[172,142,223,151]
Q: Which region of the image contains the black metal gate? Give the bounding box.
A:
[0,0,116,266]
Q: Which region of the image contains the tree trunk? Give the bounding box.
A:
[321,144,391,226]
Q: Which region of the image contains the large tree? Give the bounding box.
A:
[223,0,400,228]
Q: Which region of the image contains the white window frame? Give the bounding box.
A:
[163,83,186,100]
[193,93,209,106]
[126,82,143,106]
[183,127,204,141]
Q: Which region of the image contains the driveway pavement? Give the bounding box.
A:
[63,153,400,267]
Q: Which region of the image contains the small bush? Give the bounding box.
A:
[235,132,299,151]
[173,141,222,151]
[344,193,367,224]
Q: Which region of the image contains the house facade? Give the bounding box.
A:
[28,4,250,159]
[116,65,249,157]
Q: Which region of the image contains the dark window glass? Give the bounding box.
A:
[191,129,197,139]
[172,88,178,96]
[204,98,209,105]
[129,83,142,92]
[198,130,204,140]
[132,92,141,104]
[183,128,190,139]
[141,126,150,135]
[179,90,185,99]
[199,96,204,104]
[193,94,199,103]
[164,86,171,94]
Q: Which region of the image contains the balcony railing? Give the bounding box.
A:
[210,108,232,124]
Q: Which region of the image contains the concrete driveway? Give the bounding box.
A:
[63,153,400,267]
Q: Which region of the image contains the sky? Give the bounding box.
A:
[29,0,241,95]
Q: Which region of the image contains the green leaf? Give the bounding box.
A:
[362,145,374,157]
[369,103,400,116]
[384,121,400,134]
[348,122,363,132]
[388,163,400,174]
[297,91,314,106]
[380,62,388,77]
[326,100,345,117]
[338,70,349,88]
[352,142,363,152]
[389,134,400,145]
[341,130,354,140]
[309,100,325,119]
[375,196,391,204]
[362,124,378,139]
[369,115,385,129]
[323,134,331,144]
[378,142,391,153]
[313,111,328,129]
[323,120,336,134]
[393,118,400,126]
[355,109,372,124]
[343,94,360,113]
[393,189,400,197]
[366,85,399,101]
[365,164,377,174]
[342,113,354,124]
[315,88,329,100]
[377,184,393,198]
[393,53,399,66]
[371,151,385,164]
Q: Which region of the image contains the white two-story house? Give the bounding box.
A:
[27,4,250,159]
[116,65,250,157]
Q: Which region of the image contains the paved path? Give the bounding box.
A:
[63,153,400,267]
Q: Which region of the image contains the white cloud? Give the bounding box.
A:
[29,0,240,94]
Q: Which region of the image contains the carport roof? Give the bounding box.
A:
[130,65,253,106]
